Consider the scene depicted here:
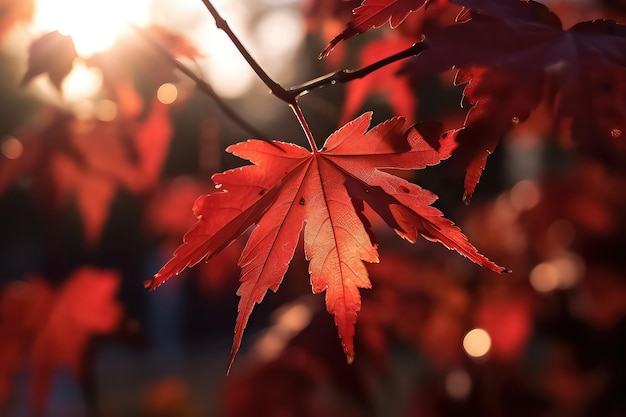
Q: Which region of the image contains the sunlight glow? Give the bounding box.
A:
[200,29,255,99]
[255,9,304,59]
[463,328,491,358]
[61,60,102,101]
[34,0,150,57]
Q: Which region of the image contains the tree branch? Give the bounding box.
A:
[130,24,272,142]
[199,0,295,105]
[287,42,428,98]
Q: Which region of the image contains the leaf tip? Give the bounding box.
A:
[346,354,354,365]
[462,192,472,206]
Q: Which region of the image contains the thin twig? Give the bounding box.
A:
[130,24,272,142]
[288,42,428,98]
[198,0,430,151]
[199,0,295,105]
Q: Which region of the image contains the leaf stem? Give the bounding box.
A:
[130,24,272,142]
[288,42,428,98]
[291,104,318,153]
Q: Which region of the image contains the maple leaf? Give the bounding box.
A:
[322,0,429,57]
[21,31,78,91]
[146,113,506,369]
[0,268,121,412]
[405,0,626,201]
[0,102,172,244]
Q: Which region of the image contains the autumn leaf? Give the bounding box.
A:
[321,0,430,58]
[405,0,626,201]
[0,268,121,412]
[146,113,506,369]
[0,103,173,244]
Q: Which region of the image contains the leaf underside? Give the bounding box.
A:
[147,113,506,370]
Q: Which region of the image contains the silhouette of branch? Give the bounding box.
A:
[288,42,428,97]
[131,24,272,142]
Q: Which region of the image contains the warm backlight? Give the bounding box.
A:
[34,0,150,57]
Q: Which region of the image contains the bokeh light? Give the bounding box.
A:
[463,328,492,358]
[1,136,24,160]
[95,100,118,122]
[529,252,585,293]
[445,369,472,400]
[157,83,178,105]
[509,179,541,211]
[253,299,313,361]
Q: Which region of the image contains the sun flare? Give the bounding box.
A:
[34,0,151,57]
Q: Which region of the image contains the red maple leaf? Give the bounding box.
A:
[0,268,122,412]
[406,0,626,201]
[0,101,172,244]
[146,113,506,369]
[321,0,430,57]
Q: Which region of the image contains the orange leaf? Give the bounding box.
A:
[0,268,121,412]
[322,0,429,57]
[147,113,506,370]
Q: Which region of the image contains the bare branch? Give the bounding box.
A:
[288,42,428,98]
[130,24,272,142]
[199,0,295,105]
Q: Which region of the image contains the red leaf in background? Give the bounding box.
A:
[21,31,78,91]
[406,0,626,201]
[0,103,173,244]
[88,25,200,117]
[136,99,174,187]
[0,268,121,412]
[145,177,241,295]
[146,113,506,369]
[146,177,213,245]
[321,0,430,57]
[301,0,361,68]
[0,279,52,408]
[0,0,34,40]
[453,66,543,202]
[361,252,474,370]
[340,36,416,126]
